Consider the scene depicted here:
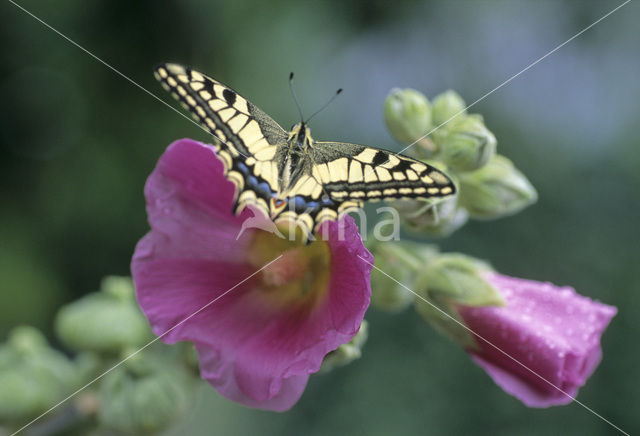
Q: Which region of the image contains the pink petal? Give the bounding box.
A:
[139,138,254,263]
[195,342,309,411]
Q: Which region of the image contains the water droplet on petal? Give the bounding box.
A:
[565,306,575,315]
[135,242,154,258]
[527,351,534,361]
[560,288,573,297]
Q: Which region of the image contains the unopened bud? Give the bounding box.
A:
[431,90,466,127]
[101,275,136,303]
[458,155,537,219]
[437,115,496,172]
[384,88,432,145]
[0,326,76,423]
[98,364,191,434]
[55,277,151,354]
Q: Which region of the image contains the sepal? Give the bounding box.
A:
[413,254,504,348]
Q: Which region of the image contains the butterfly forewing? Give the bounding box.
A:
[154,63,287,215]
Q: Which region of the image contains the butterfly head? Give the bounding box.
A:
[288,122,314,147]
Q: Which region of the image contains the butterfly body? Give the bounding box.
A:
[278,122,313,193]
[154,63,456,236]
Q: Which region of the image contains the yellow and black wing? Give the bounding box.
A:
[154,63,287,215]
[270,141,456,234]
[308,141,456,218]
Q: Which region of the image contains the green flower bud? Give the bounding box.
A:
[98,363,191,435]
[55,278,152,354]
[7,325,48,353]
[368,240,439,312]
[0,326,77,423]
[384,88,432,145]
[431,90,466,127]
[458,154,538,219]
[101,275,136,303]
[437,115,496,172]
[414,254,503,348]
[319,320,368,373]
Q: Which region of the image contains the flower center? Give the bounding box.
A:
[248,228,331,309]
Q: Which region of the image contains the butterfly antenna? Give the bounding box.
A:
[306,88,343,124]
[289,72,305,123]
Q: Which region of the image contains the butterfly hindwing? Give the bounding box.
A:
[154,63,287,215]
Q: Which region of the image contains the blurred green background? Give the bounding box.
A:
[1,0,638,434]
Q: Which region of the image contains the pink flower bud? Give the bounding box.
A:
[458,273,616,407]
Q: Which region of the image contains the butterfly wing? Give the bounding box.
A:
[154,63,287,215]
[271,141,456,234]
[310,141,456,217]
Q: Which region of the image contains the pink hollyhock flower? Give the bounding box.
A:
[131,138,373,411]
[458,273,616,407]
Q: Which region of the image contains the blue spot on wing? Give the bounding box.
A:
[236,162,249,175]
[255,182,272,198]
[288,195,335,214]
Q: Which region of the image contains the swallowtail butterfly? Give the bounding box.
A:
[154,63,456,237]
